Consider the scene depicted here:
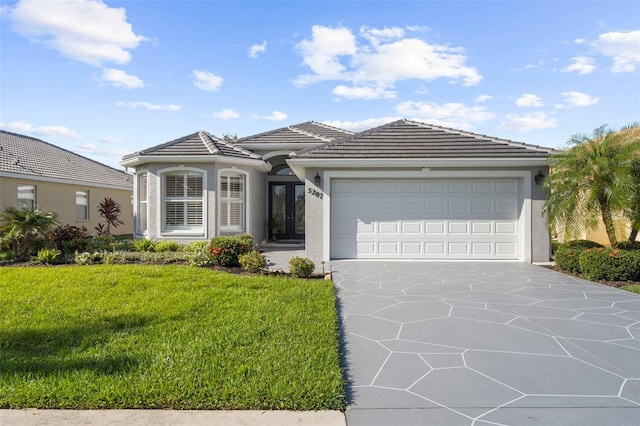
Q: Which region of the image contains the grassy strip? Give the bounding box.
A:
[0,265,345,410]
[621,284,640,294]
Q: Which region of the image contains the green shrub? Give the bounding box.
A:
[289,257,315,278]
[239,250,267,273]
[565,240,604,249]
[102,250,186,265]
[88,235,116,252]
[52,225,89,253]
[615,240,640,250]
[74,251,102,265]
[132,238,157,252]
[154,240,180,252]
[0,250,14,261]
[553,245,583,273]
[209,235,253,267]
[35,248,61,265]
[578,248,640,281]
[184,241,213,267]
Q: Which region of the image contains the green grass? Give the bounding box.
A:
[0,265,345,410]
[621,284,640,294]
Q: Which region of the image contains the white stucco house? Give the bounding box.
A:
[121,119,553,267]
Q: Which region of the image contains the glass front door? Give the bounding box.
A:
[269,182,305,240]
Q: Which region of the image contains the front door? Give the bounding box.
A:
[269,182,305,240]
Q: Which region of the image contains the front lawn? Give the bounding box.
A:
[0,265,345,410]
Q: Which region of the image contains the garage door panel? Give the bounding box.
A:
[331,179,520,260]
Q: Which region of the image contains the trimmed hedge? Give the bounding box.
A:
[578,248,640,281]
[209,235,253,267]
[553,241,640,281]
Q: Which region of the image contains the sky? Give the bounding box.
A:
[1,0,639,170]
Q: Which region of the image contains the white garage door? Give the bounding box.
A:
[330,179,521,260]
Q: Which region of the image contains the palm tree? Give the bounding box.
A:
[0,206,59,259]
[543,123,640,246]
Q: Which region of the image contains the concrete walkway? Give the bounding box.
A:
[259,242,305,273]
[0,409,345,425]
[332,261,640,425]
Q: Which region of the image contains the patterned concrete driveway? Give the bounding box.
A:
[331,261,640,426]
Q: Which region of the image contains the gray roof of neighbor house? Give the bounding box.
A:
[236,121,353,145]
[121,131,261,160]
[292,119,554,158]
[0,130,132,190]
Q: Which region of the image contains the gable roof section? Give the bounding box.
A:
[1,130,132,190]
[236,121,353,145]
[292,119,554,159]
[122,131,260,160]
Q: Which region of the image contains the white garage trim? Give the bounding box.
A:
[323,170,531,262]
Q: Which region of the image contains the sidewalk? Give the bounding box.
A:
[0,409,346,426]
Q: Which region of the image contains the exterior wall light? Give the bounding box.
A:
[314,172,321,186]
[534,170,546,185]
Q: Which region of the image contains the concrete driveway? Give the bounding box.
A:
[331,261,640,425]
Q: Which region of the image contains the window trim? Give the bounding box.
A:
[17,184,36,210]
[218,168,248,234]
[136,172,148,235]
[75,190,89,222]
[157,167,207,236]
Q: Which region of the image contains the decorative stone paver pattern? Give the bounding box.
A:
[332,261,640,425]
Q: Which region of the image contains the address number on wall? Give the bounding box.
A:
[308,188,323,199]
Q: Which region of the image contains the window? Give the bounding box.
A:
[162,171,203,231]
[219,172,245,232]
[76,190,89,221]
[138,173,148,233]
[17,185,36,209]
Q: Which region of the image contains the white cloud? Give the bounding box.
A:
[76,142,129,157]
[248,40,267,58]
[212,108,240,119]
[516,93,544,107]
[294,25,481,92]
[360,25,405,45]
[10,0,146,66]
[561,91,600,107]
[475,94,492,103]
[0,121,81,139]
[574,38,587,45]
[562,56,596,75]
[193,70,223,91]
[116,101,182,111]
[592,29,640,72]
[497,112,557,132]
[253,111,287,121]
[511,60,545,71]
[332,85,396,100]
[101,136,122,144]
[100,68,144,88]
[395,101,496,129]
[295,25,357,86]
[323,117,400,132]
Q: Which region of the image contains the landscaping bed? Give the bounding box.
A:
[0,265,345,410]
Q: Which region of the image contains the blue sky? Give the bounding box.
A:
[1,0,639,169]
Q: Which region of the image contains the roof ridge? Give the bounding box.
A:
[309,121,355,135]
[201,131,261,159]
[0,130,131,175]
[291,119,405,157]
[198,130,220,154]
[289,126,333,142]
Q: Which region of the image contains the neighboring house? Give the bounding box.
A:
[121,119,554,267]
[0,130,133,234]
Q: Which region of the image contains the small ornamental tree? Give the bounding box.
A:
[96,197,124,235]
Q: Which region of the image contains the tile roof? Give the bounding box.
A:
[292,119,554,158]
[122,131,261,160]
[0,130,132,190]
[236,121,353,145]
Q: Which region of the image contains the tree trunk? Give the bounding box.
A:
[600,205,618,247]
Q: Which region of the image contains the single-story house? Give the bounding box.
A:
[121,119,554,267]
[0,130,133,234]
